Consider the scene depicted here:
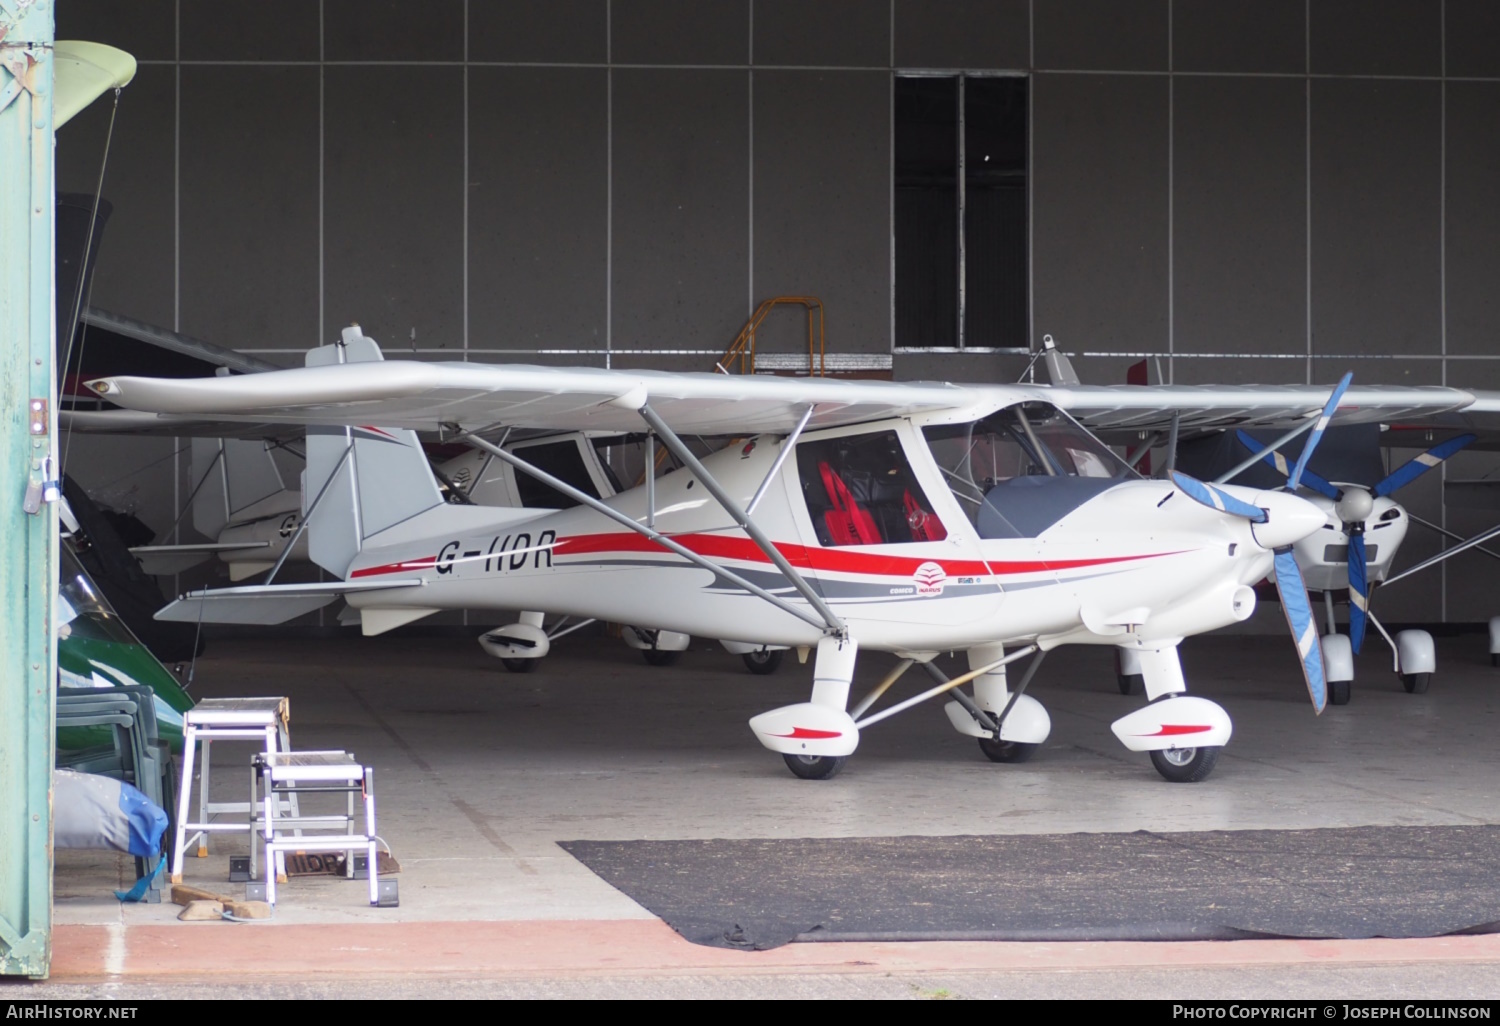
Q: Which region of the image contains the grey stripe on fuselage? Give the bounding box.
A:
[552,556,1136,604]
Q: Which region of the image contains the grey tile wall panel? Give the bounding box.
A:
[1446,0,1500,78]
[1174,77,1305,358]
[56,0,177,62]
[1034,0,1168,72]
[1170,357,1308,386]
[891,351,1034,384]
[1329,356,1443,389]
[893,0,1029,70]
[468,68,608,355]
[1310,80,1441,358]
[465,353,617,368]
[1445,82,1500,358]
[754,71,889,356]
[610,353,734,373]
[57,66,177,329]
[611,70,749,355]
[1309,0,1440,77]
[1445,502,1500,623]
[324,0,465,62]
[754,0,889,68]
[180,0,319,61]
[178,67,319,353]
[1172,0,1305,75]
[1032,74,1169,357]
[323,67,465,350]
[612,0,748,65]
[468,0,609,64]
[1443,439,1500,623]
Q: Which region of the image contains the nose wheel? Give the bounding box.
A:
[977,736,1038,763]
[741,648,784,675]
[1149,745,1220,783]
[782,754,847,780]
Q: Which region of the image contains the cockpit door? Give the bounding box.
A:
[786,421,1004,625]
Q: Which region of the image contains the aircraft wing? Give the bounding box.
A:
[87,361,981,435]
[1378,389,1500,452]
[61,408,301,439]
[1044,384,1477,442]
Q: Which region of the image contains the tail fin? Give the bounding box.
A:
[303,326,445,578]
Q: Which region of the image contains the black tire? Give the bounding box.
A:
[782,754,847,780]
[1401,672,1430,694]
[1492,654,1499,668]
[1117,673,1144,696]
[977,736,1039,764]
[1149,745,1221,783]
[500,657,538,673]
[741,649,784,675]
[643,648,682,667]
[1328,678,1352,706]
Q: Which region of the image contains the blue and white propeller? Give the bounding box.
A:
[1170,374,1355,714]
[1236,426,1476,654]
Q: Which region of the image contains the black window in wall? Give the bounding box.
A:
[895,74,1028,350]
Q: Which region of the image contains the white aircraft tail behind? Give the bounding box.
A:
[302,327,449,579]
[190,436,289,540]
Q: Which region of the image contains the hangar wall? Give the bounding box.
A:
[54,1,1500,625]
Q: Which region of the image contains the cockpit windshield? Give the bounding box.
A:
[923,402,1137,539]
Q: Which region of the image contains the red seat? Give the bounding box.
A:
[819,461,883,545]
[903,489,947,541]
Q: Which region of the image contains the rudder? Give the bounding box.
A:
[303,326,445,577]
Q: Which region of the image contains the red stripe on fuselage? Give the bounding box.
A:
[551,532,1181,579]
[1136,724,1213,736]
[350,556,437,578]
[771,727,843,739]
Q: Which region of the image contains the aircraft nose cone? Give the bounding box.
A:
[1335,486,1375,524]
[1249,490,1326,550]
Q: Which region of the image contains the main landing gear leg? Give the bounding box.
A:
[749,636,860,780]
[1109,642,1232,783]
[939,643,1051,763]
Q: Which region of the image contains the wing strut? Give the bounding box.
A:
[1382,520,1500,587]
[462,433,834,634]
[1213,418,1319,485]
[638,404,846,636]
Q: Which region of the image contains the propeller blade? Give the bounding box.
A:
[1347,532,1368,654]
[1233,430,1341,499]
[1373,433,1477,497]
[1273,548,1327,714]
[1287,372,1353,493]
[1169,470,1267,523]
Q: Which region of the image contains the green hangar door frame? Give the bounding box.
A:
[0,0,136,976]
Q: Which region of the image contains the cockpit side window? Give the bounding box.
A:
[796,430,948,547]
[510,440,600,508]
[923,403,1135,539]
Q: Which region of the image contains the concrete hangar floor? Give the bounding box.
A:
[36,628,1500,999]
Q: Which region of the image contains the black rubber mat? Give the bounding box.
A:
[561,826,1500,950]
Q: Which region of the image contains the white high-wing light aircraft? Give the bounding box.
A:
[88,327,1478,781]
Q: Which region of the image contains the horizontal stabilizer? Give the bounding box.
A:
[155,578,425,625]
[130,541,269,577]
